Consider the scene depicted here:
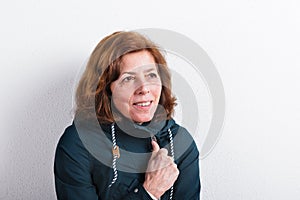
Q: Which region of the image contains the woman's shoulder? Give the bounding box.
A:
[168,118,193,138]
[167,119,199,158]
[56,122,85,151]
[58,122,76,141]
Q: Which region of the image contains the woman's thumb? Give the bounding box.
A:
[151,140,160,152]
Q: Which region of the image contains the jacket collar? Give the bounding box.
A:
[99,117,176,140]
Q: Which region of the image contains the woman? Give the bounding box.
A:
[54,31,200,199]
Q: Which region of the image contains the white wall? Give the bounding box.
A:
[1,0,300,199]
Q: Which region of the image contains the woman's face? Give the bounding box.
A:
[110,50,162,123]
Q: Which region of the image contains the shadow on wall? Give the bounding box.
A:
[2,65,76,200]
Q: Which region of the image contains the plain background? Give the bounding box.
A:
[1,0,300,199]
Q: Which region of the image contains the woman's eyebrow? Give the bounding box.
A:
[121,71,136,75]
[121,67,157,76]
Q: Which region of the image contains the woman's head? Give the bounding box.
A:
[75,31,176,123]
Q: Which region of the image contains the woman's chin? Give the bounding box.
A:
[130,114,154,124]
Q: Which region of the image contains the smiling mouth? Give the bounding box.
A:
[133,100,153,107]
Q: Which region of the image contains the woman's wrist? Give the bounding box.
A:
[145,189,159,200]
[143,183,160,200]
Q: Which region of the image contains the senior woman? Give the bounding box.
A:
[54,31,200,199]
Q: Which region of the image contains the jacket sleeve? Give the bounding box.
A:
[173,140,201,199]
[122,182,155,200]
[54,125,99,200]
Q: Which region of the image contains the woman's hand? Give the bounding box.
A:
[143,141,179,199]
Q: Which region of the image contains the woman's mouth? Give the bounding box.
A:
[133,100,153,109]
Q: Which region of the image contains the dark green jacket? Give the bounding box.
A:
[54,118,200,199]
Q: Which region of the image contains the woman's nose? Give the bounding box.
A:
[135,83,150,95]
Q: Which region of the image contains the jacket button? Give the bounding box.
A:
[134,188,139,193]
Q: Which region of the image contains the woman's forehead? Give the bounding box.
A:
[120,51,156,71]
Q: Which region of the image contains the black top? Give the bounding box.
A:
[54,118,200,199]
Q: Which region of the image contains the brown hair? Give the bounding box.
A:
[75,31,176,123]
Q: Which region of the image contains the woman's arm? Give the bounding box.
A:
[173,140,201,199]
[54,124,158,200]
[54,125,99,200]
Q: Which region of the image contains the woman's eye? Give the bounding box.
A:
[122,76,135,82]
[148,73,158,78]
